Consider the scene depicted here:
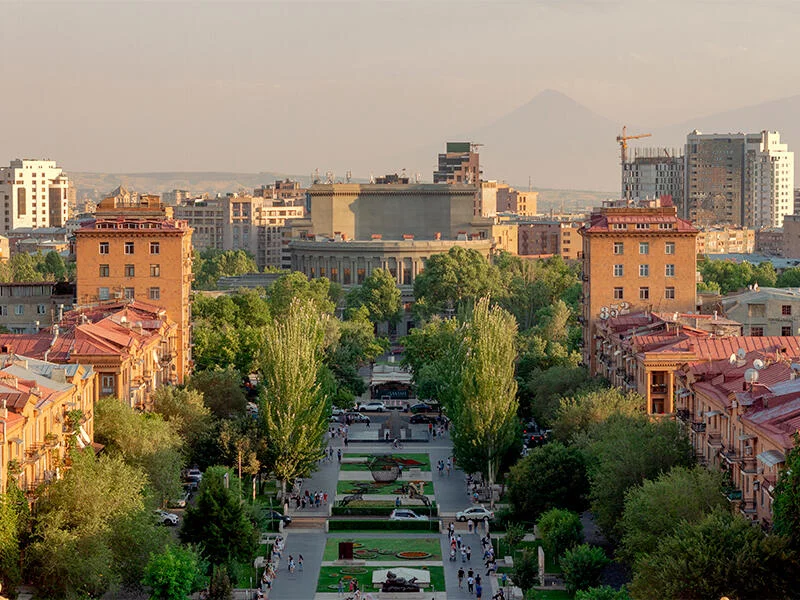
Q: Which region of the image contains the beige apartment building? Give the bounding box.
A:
[716,287,800,337]
[696,226,755,254]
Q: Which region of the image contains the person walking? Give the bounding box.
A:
[288,555,295,573]
[476,582,483,599]
[456,534,462,550]
[461,546,467,563]
[467,518,474,533]
[298,554,304,572]
[457,567,465,589]
[467,575,475,594]
[466,545,472,561]
[338,578,344,597]
[337,448,342,463]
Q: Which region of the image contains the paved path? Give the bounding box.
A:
[267,532,325,600]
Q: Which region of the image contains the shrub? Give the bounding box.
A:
[536,508,583,563]
[332,503,437,517]
[511,548,540,592]
[575,586,631,600]
[503,523,526,553]
[327,519,439,532]
[560,544,609,596]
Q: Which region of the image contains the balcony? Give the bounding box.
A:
[676,409,690,423]
[616,367,626,377]
[741,457,758,474]
[24,443,44,464]
[720,448,742,465]
[690,421,707,433]
[724,488,743,502]
[707,433,723,447]
[650,383,667,394]
[739,500,757,516]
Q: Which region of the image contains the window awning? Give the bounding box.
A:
[738,433,757,441]
[704,410,722,417]
[678,390,691,398]
[757,450,786,467]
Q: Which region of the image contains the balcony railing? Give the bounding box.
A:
[650,383,667,394]
[739,500,757,515]
[676,409,690,422]
[741,457,758,474]
[707,433,723,447]
[691,421,707,433]
[724,488,743,502]
[720,448,742,465]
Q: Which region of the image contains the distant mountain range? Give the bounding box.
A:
[71,89,800,199]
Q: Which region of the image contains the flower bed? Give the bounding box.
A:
[396,551,432,559]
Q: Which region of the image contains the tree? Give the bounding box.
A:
[510,549,540,592]
[0,485,22,594]
[152,386,214,448]
[582,414,694,538]
[519,365,599,426]
[10,253,44,282]
[618,466,725,563]
[187,367,248,419]
[266,270,336,316]
[560,544,609,596]
[777,266,800,288]
[629,509,800,600]
[503,522,526,554]
[259,299,329,497]
[451,298,519,508]
[346,267,402,324]
[193,249,259,290]
[506,442,588,520]
[552,387,645,443]
[575,587,631,600]
[327,308,387,402]
[219,418,263,481]
[142,544,207,600]
[38,250,68,280]
[181,467,255,568]
[109,509,172,591]
[773,433,800,549]
[697,259,777,294]
[536,509,584,563]
[207,565,233,600]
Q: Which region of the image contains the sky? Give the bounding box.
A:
[3,0,800,182]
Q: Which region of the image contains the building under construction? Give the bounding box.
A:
[621,147,685,213]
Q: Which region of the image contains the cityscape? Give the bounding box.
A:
[2,2,800,600]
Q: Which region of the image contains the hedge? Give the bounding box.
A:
[328,519,440,532]
[332,504,438,517]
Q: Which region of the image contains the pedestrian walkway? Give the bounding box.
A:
[438,524,500,600]
[268,532,324,600]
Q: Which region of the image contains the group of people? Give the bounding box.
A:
[456,566,484,598]
[291,488,328,510]
[436,458,453,476]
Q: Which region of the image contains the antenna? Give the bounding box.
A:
[753,359,765,371]
[729,354,737,365]
[737,348,747,360]
[346,170,352,183]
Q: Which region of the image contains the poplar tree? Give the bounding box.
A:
[259,298,329,498]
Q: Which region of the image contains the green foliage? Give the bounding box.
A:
[520,365,599,426]
[265,270,336,316]
[10,253,46,283]
[629,508,800,600]
[346,267,402,324]
[618,466,725,563]
[193,248,259,290]
[697,258,777,294]
[772,432,800,548]
[537,509,584,563]
[581,414,694,539]
[575,586,631,600]
[108,509,172,591]
[39,250,68,280]
[777,266,800,288]
[207,565,234,600]
[503,522,527,552]
[152,386,215,448]
[327,307,387,400]
[510,548,540,592]
[181,467,255,567]
[552,388,645,443]
[401,316,462,403]
[219,417,263,477]
[187,367,248,419]
[507,442,588,520]
[142,544,208,600]
[0,485,22,594]
[560,544,610,596]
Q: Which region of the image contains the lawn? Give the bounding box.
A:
[527,591,571,600]
[493,539,560,574]
[340,453,431,471]
[337,480,435,495]
[316,566,445,593]
[322,537,442,561]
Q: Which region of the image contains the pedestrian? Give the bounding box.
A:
[337,448,342,463]
[398,463,403,478]
[467,568,474,580]
[338,578,344,597]
[323,492,328,504]
[301,496,306,509]
[446,459,451,476]
[467,518,474,533]
[449,521,455,537]
[298,554,304,571]
[467,575,475,594]
[344,435,349,447]
[501,573,508,588]
[349,578,355,593]
[461,546,467,562]
[395,496,401,508]
[456,534,462,549]
[476,582,483,599]
[288,555,295,573]
[457,567,465,589]
[475,573,482,587]
[466,546,472,561]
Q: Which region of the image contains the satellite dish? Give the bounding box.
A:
[729,354,737,365]
[737,348,747,360]
[753,359,765,371]
[744,369,759,383]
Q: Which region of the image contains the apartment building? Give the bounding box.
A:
[685,130,793,228]
[782,214,800,258]
[696,226,755,255]
[716,287,800,337]
[0,355,97,494]
[518,220,582,259]
[0,159,72,233]
[254,179,307,205]
[756,227,783,255]
[621,148,684,210]
[433,142,481,184]
[497,184,537,217]
[0,282,74,334]
[579,197,698,370]
[74,195,192,383]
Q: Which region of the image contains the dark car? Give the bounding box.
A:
[524,429,550,448]
[409,402,434,413]
[266,510,292,526]
[410,413,437,424]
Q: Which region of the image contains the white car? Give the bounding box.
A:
[358,402,386,412]
[155,509,180,526]
[456,506,494,522]
[389,509,428,521]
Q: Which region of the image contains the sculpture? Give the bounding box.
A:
[381,571,421,592]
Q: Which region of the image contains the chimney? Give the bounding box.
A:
[51,368,67,383]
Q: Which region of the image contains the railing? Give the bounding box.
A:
[741,458,758,474]
[616,368,626,376]
[676,409,690,422]
[739,500,757,515]
[724,488,743,502]
[720,448,742,464]
[691,421,707,433]
[650,383,667,394]
[707,433,723,447]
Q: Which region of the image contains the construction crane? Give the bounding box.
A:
[616,126,651,165]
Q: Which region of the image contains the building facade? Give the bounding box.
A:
[579,198,698,370]
[696,226,755,255]
[782,214,800,258]
[0,159,72,233]
[716,287,800,337]
[74,196,192,382]
[496,184,538,217]
[621,148,684,211]
[433,142,481,184]
[517,220,582,259]
[0,282,74,334]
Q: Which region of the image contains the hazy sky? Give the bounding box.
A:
[3,1,800,179]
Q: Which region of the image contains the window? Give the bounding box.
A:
[99,242,109,255]
[748,304,766,317]
[0,306,6,316]
[613,287,624,300]
[124,242,135,255]
[639,264,649,277]
[149,287,161,301]
[98,287,110,300]
[124,264,135,277]
[665,287,675,300]
[150,242,160,254]
[665,242,675,255]
[639,287,650,300]
[658,223,674,230]
[14,305,23,315]
[782,325,793,336]
[150,264,160,277]
[750,326,764,337]
[611,223,626,230]
[124,287,135,299]
[613,242,624,255]
[613,264,624,277]
[37,304,46,314]
[782,305,792,316]
[635,223,650,230]
[639,242,649,255]
[101,374,115,395]
[665,264,675,277]
[99,264,109,278]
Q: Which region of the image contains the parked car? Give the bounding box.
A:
[455,506,494,522]
[358,401,386,412]
[155,509,180,526]
[184,481,198,493]
[332,407,347,416]
[409,402,434,413]
[266,510,292,526]
[389,509,428,521]
[409,414,437,424]
[184,468,203,484]
[346,412,371,424]
[168,490,191,509]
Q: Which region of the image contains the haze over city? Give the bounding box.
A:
[4,1,800,190]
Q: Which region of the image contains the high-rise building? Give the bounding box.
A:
[496,184,537,216]
[684,130,793,228]
[0,159,72,232]
[75,195,193,383]
[433,142,481,184]
[579,197,698,370]
[621,148,684,210]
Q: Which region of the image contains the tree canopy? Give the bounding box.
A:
[697,258,777,294]
[193,249,259,290]
[346,267,402,324]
